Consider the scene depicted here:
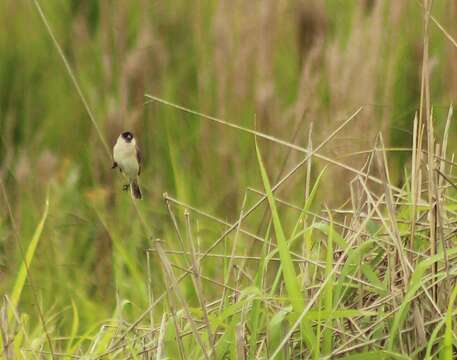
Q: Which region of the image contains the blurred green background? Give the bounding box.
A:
[1,0,456,341]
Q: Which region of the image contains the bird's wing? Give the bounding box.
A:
[136,145,142,175]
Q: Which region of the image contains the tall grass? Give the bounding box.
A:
[1,0,457,358]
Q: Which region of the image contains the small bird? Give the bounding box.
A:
[112,131,142,199]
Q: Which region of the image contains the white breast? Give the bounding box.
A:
[113,138,139,179]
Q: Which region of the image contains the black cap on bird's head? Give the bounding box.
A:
[121,131,134,143]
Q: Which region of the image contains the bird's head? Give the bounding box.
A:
[121,131,134,143]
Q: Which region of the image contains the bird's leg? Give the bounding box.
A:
[122,184,130,191]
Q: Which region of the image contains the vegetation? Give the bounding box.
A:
[1,0,457,358]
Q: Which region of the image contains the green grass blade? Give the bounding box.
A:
[66,299,80,353]
[248,222,271,360]
[334,241,376,302]
[289,167,327,240]
[338,350,411,360]
[92,206,146,296]
[310,222,348,250]
[8,196,49,323]
[255,140,303,310]
[323,212,334,355]
[361,263,387,296]
[303,309,376,320]
[214,315,237,359]
[255,139,315,352]
[267,307,289,360]
[425,319,445,359]
[440,284,457,359]
[387,247,457,350]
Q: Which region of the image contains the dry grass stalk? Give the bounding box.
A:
[154,239,210,360]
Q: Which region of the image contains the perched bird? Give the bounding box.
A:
[112,131,142,199]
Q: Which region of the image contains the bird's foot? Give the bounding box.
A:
[122,184,130,191]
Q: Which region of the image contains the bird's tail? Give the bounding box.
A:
[131,179,142,199]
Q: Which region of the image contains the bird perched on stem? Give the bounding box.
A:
[112,131,142,199]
